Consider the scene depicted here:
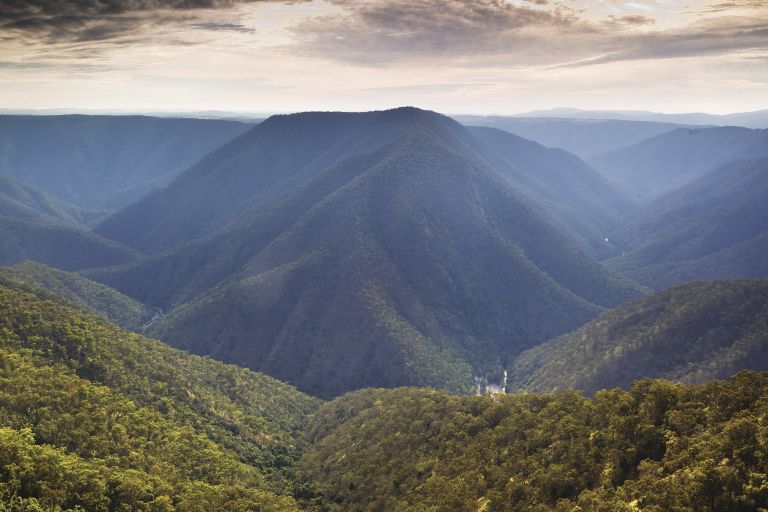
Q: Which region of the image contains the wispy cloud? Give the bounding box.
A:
[193,22,256,33]
[0,0,302,43]
[288,0,768,68]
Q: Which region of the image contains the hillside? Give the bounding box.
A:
[0,283,319,510]
[508,280,768,394]
[469,126,631,258]
[296,372,768,511]
[456,116,688,158]
[95,108,630,257]
[0,213,140,271]
[0,260,152,330]
[94,109,441,253]
[0,115,249,209]
[606,157,768,288]
[89,109,643,398]
[0,175,105,226]
[588,126,768,201]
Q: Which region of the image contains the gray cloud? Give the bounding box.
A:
[289,0,768,68]
[291,0,587,66]
[0,0,301,42]
[566,17,768,68]
[696,0,768,13]
[606,15,656,26]
[193,22,255,33]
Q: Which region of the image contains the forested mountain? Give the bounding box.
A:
[0,175,105,226]
[0,214,139,271]
[468,126,630,258]
[456,116,688,158]
[0,283,318,511]
[509,280,768,394]
[95,108,629,258]
[88,108,644,398]
[0,172,141,272]
[95,109,445,254]
[3,280,767,512]
[0,260,152,330]
[607,157,768,288]
[0,115,249,209]
[296,372,768,512]
[588,126,768,201]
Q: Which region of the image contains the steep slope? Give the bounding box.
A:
[0,283,319,510]
[0,115,250,209]
[96,108,630,257]
[89,110,644,398]
[455,116,689,158]
[0,175,105,226]
[606,157,768,288]
[0,213,139,270]
[95,109,455,253]
[0,260,152,330]
[588,126,768,201]
[509,280,768,394]
[468,126,631,258]
[296,373,768,512]
[0,173,140,271]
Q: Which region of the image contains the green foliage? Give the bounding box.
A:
[296,372,768,512]
[0,261,151,331]
[509,279,768,393]
[0,285,320,510]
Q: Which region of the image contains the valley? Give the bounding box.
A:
[0,105,766,511]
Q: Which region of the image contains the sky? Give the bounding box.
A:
[0,0,767,115]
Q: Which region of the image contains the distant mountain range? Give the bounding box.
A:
[2,106,767,401]
[0,115,250,209]
[588,126,768,202]
[510,108,768,128]
[0,174,139,270]
[606,156,768,289]
[454,116,692,159]
[88,108,643,397]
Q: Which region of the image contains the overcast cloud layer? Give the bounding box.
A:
[0,0,766,114]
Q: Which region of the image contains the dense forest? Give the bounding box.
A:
[0,107,767,511]
[0,283,318,511]
[509,280,768,393]
[1,282,767,511]
[298,374,768,512]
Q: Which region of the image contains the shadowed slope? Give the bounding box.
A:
[89,110,643,398]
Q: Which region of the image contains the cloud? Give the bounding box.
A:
[193,22,255,33]
[290,0,588,66]
[288,0,768,68]
[696,0,768,13]
[0,0,302,43]
[567,17,768,67]
[608,15,656,26]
